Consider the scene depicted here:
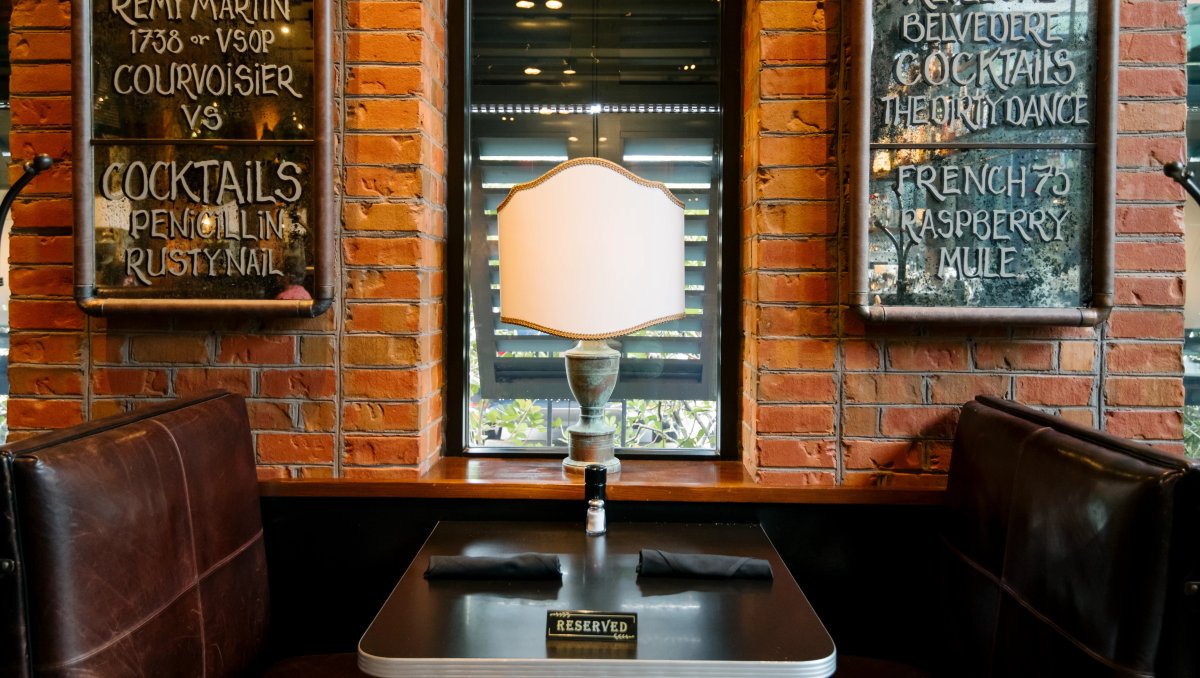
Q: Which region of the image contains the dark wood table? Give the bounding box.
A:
[358,522,836,677]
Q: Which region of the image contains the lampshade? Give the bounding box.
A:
[497,157,685,339]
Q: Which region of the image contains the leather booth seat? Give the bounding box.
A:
[0,391,365,677]
[942,396,1200,677]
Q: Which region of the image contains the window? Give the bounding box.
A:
[448,0,739,457]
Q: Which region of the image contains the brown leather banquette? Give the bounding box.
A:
[943,396,1199,678]
[0,391,362,677]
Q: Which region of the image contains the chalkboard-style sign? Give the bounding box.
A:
[72,0,333,316]
[849,0,1117,325]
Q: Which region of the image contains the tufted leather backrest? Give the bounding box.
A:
[0,391,269,677]
[944,397,1200,677]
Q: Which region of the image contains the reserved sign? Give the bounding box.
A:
[546,611,637,643]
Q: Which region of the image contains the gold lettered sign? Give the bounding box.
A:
[546,610,638,643]
[73,0,333,315]
[848,0,1118,325]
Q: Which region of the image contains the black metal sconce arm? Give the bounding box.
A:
[0,154,54,241]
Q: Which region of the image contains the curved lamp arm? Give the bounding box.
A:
[0,154,54,241]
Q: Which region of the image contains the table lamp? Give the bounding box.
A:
[497,157,685,473]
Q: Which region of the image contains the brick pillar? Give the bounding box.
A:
[1104,0,1188,446]
[744,0,841,485]
[341,0,447,477]
[7,0,86,436]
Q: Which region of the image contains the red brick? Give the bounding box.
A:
[345,32,423,63]
[256,467,290,481]
[758,372,837,402]
[90,400,128,420]
[7,366,82,396]
[343,201,442,234]
[760,1,837,30]
[346,269,439,300]
[1115,275,1185,306]
[1117,67,1186,98]
[756,439,836,467]
[758,100,836,133]
[342,467,422,479]
[755,238,832,270]
[1120,1,1184,28]
[843,373,923,404]
[1116,135,1186,168]
[259,369,337,399]
[7,398,83,429]
[757,338,835,370]
[1106,342,1182,373]
[9,63,69,93]
[1108,310,1183,339]
[757,168,834,200]
[843,440,923,471]
[888,342,969,371]
[300,402,338,432]
[344,369,428,399]
[1015,376,1094,406]
[1115,242,1185,272]
[130,335,209,363]
[1119,32,1186,63]
[343,402,422,431]
[974,342,1054,370]
[346,1,424,29]
[1105,409,1182,440]
[258,433,335,464]
[300,336,336,365]
[929,374,1010,404]
[758,135,835,168]
[755,272,834,303]
[844,341,880,370]
[755,305,835,336]
[9,235,73,264]
[9,97,71,128]
[246,401,294,430]
[1115,169,1185,200]
[217,335,296,364]
[1104,376,1183,407]
[760,67,834,97]
[9,332,82,363]
[347,65,425,96]
[8,30,71,61]
[756,470,838,486]
[1116,205,1183,235]
[756,404,834,434]
[754,202,837,235]
[761,32,833,63]
[344,435,421,465]
[175,368,252,396]
[842,406,879,436]
[91,368,169,396]
[880,407,959,438]
[1059,343,1096,372]
[9,300,85,330]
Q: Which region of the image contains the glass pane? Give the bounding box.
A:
[466,0,722,452]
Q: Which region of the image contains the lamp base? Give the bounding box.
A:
[563,430,621,474]
[563,339,621,475]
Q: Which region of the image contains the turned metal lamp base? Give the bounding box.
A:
[562,339,621,474]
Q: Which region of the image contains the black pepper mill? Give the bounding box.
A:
[585,464,607,536]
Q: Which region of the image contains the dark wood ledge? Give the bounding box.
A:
[259,458,947,505]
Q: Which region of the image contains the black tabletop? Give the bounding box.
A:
[358,522,836,677]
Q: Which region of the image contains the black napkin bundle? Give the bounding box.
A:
[637,549,773,580]
[424,553,562,580]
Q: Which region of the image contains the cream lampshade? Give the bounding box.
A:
[497,157,685,472]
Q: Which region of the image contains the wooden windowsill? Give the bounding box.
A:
[259,458,947,505]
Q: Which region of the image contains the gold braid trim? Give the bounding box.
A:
[499,312,687,340]
[496,157,685,212]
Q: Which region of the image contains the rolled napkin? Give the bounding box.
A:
[424,553,562,580]
[637,549,773,580]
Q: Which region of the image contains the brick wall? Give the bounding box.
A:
[5,0,1186,483]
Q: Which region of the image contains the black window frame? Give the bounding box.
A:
[445,0,742,460]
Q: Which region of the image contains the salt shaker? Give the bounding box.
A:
[585,464,607,536]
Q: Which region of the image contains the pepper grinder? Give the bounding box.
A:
[585,464,607,536]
